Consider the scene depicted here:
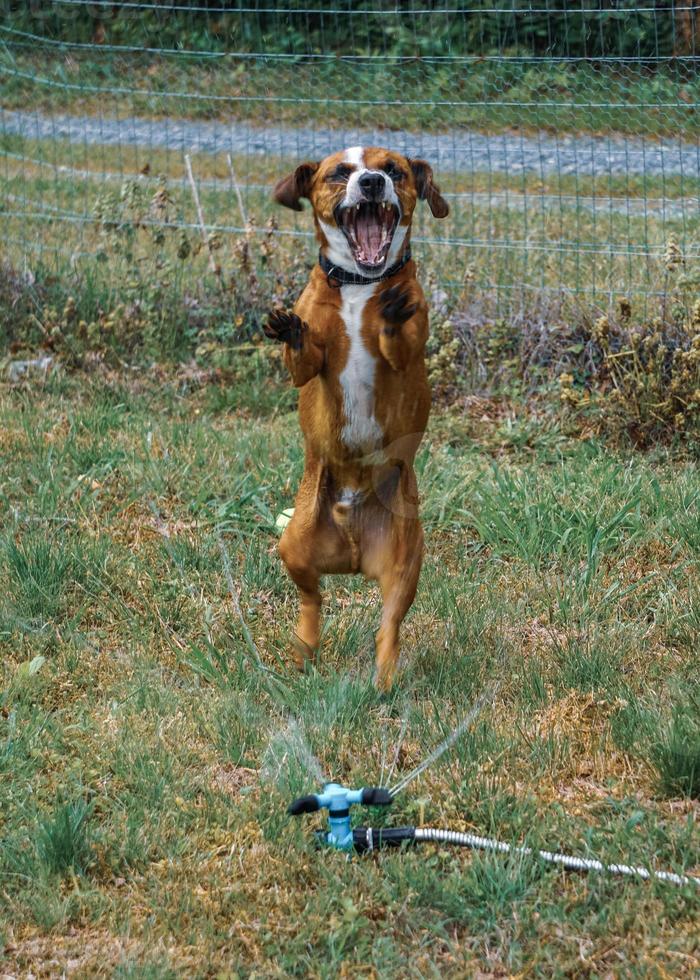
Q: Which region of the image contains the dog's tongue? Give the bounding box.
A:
[355,210,385,266]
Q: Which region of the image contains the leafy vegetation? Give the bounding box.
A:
[1,1,691,58]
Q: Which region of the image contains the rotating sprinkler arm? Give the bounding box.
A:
[288,783,393,851]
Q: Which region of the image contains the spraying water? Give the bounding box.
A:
[262,716,326,793]
[389,681,499,797]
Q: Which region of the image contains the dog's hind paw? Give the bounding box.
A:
[379,285,417,332]
[263,309,306,350]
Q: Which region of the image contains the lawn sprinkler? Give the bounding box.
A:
[287,783,394,851]
[287,782,700,888]
[288,691,699,888]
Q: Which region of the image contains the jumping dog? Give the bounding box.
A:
[264,146,449,690]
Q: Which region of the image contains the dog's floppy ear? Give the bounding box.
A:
[409,159,449,218]
[273,161,318,211]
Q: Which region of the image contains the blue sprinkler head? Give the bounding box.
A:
[288,782,393,850]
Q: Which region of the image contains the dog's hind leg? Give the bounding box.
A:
[278,468,352,670]
[374,532,423,691]
[278,542,322,669]
[366,468,424,692]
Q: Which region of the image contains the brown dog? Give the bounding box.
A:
[264,146,449,690]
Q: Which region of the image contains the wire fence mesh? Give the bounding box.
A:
[1,1,699,320]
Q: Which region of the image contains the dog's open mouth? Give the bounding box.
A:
[336,201,400,271]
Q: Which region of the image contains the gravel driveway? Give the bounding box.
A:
[2,107,700,178]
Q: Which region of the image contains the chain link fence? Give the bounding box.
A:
[1,2,699,317]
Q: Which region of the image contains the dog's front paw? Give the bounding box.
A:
[263,310,307,350]
[380,285,417,335]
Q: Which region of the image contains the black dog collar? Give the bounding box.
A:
[319,248,412,288]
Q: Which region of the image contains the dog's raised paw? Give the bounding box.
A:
[380,285,417,331]
[263,310,306,349]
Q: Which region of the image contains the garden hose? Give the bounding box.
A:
[289,784,700,889]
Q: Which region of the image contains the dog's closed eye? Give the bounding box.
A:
[326,165,353,183]
[382,163,405,181]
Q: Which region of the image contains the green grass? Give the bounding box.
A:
[37,799,94,877]
[0,370,699,975]
[2,51,698,138]
[654,713,700,800]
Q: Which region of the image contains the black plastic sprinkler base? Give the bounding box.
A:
[311,826,417,853]
[352,826,415,853]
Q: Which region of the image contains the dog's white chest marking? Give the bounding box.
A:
[338,283,383,453]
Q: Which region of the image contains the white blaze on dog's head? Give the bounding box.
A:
[272,147,449,278]
[343,145,364,168]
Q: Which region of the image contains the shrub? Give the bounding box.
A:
[557,239,700,446]
[1,176,308,366]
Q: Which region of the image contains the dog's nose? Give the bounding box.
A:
[358,172,385,200]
